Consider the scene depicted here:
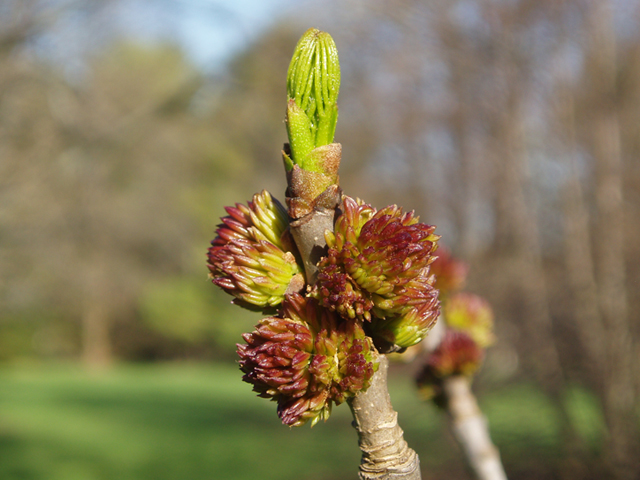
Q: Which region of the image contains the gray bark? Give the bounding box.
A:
[443,376,508,480]
[349,356,421,480]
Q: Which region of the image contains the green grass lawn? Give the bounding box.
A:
[0,362,604,480]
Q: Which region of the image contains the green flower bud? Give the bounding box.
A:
[208,191,304,310]
[444,292,495,348]
[238,294,377,427]
[283,29,342,211]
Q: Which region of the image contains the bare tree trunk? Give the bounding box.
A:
[81,296,112,369]
[436,6,485,259]
[594,113,635,478]
[80,251,113,370]
[587,3,636,475]
[556,72,606,388]
[492,90,564,391]
[484,15,590,471]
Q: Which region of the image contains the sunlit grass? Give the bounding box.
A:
[0,362,604,480]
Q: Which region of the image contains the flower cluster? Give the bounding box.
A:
[210,191,442,425]
[444,292,495,348]
[415,249,497,406]
[415,329,483,404]
[312,196,441,350]
[209,29,443,428]
[238,294,377,426]
[429,247,469,298]
[207,190,304,311]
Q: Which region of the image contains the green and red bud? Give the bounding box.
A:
[208,191,304,310]
[415,329,484,404]
[284,29,342,213]
[312,196,441,349]
[444,292,495,348]
[238,294,377,427]
[367,275,440,350]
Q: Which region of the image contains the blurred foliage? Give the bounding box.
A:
[0,10,270,363]
[138,277,255,356]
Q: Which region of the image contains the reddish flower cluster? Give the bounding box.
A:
[444,292,495,348]
[415,330,483,403]
[207,191,304,311]
[210,192,442,425]
[312,196,441,350]
[429,247,469,297]
[238,294,377,426]
[415,249,498,406]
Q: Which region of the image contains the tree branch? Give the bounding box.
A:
[289,203,338,284]
[288,187,421,480]
[349,355,421,480]
[442,376,507,480]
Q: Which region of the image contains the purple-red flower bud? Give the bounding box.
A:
[428,329,483,377]
[238,294,377,427]
[208,191,304,310]
[312,196,441,349]
[416,329,484,403]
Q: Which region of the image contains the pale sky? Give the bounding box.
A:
[113,0,303,70]
[29,0,306,81]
